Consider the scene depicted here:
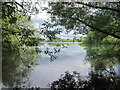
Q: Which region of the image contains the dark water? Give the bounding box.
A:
[2,43,120,88]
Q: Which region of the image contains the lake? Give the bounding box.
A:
[2,42,120,88]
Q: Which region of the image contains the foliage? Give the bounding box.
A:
[47,43,71,46]
[37,43,70,61]
[2,2,39,53]
[47,2,120,43]
[40,21,62,41]
[81,31,120,44]
[46,37,81,42]
[2,48,39,88]
[102,36,120,44]
[81,44,120,69]
[50,70,120,90]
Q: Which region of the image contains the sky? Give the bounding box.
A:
[15,0,86,39]
[30,1,86,39]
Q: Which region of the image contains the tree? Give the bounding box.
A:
[2,48,38,88]
[40,21,62,41]
[50,70,120,90]
[1,1,40,53]
[47,2,120,40]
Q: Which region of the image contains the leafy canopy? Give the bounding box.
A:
[47,2,120,40]
[2,1,40,52]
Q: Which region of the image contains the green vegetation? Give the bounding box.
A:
[2,2,120,52]
[38,37,81,42]
[50,70,120,90]
[1,2,40,87]
[1,1,120,89]
[81,31,120,44]
[47,2,120,44]
[45,38,81,42]
[79,44,120,69]
[2,2,40,54]
[40,21,62,41]
[2,48,40,87]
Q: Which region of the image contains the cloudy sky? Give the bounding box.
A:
[16,0,87,39]
[16,0,85,39]
[30,1,87,39]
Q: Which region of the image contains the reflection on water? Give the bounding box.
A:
[2,48,39,88]
[2,43,120,88]
[50,69,120,90]
[29,44,90,88]
[83,44,120,75]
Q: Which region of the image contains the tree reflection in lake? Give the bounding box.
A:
[2,43,120,89]
[50,44,120,90]
[2,43,70,88]
[36,43,70,61]
[81,44,120,72]
[50,69,120,90]
[2,48,40,88]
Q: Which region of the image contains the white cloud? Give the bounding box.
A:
[34,22,40,29]
[15,0,50,26]
[31,1,51,28]
[57,30,86,39]
[32,7,50,21]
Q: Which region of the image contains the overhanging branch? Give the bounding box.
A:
[76,2,120,13]
[60,13,120,39]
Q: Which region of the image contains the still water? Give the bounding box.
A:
[2,43,120,88]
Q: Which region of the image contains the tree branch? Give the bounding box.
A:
[2,2,24,9]
[76,2,120,13]
[60,14,120,39]
[76,18,120,39]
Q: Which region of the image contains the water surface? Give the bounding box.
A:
[2,43,120,88]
